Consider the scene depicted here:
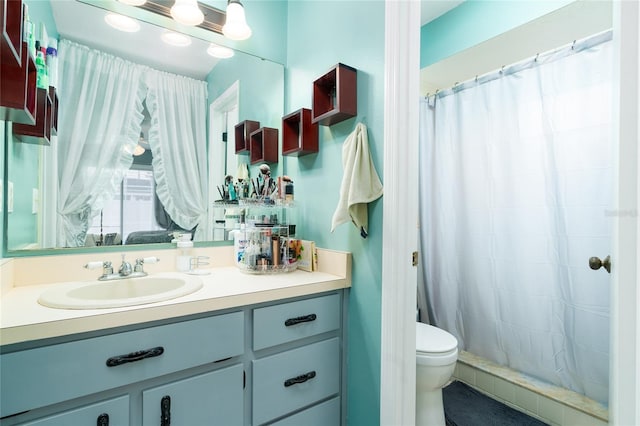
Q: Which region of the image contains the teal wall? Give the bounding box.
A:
[6,124,39,250]
[206,52,285,178]
[284,2,385,425]
[24,0,59,40]
[420,0,573,68]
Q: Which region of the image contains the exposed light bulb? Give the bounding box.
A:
[170,0,204,26]
[207,43,234,59]
[104,13,140,32]
[117,0,147,6]
[222,0,252,41]
[161,31,192,47]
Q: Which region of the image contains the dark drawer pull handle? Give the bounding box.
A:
[284,371,316,387]
[284,314,317,327]
[161,395,171,426]
[97,413,109,426]
[106,346,164,367]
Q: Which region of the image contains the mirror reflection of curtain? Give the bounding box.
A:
[145,71,208,240]
[56,40,145,247]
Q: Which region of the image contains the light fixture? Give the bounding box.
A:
[161,31,192,47]
[117,0,147,6]
[170,0,204,26]
[207,43,234,59]
[104,13,141,32]
[222,0,252,40]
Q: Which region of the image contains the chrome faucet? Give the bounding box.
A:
[118,254,133,277]
[85,256,160,281]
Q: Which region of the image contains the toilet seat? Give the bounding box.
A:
[416,323,458,366]
[416,323,457,353]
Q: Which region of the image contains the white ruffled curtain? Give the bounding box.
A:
[56,40,145,247]
[419,32,613,404]
[145,70,208,240]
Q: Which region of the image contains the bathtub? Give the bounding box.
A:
[452,351,608,426]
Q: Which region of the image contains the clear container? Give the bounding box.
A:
[237,225,297,274]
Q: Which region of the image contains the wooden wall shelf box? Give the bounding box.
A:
[1,41,36,125]
[235,120,260,154]
[312,63,357,126]
[13,87,53,145]
[282,108,318,156]
[0,0,23,66]
[250,127,278,164]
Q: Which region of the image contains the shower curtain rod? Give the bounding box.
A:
[425,29,612,100]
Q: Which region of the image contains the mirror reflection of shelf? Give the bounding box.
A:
[235,120,259,154]
[312,63,357,126]
[1,41,37,126]
[282,108,318,156]
[250,127,278,164]
[13,87,57,145]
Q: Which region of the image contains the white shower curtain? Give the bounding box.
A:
[145,70,208,241]
[56,40,145,247]
[419,32,613,404]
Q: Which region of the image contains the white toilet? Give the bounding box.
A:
[416,322,459,426]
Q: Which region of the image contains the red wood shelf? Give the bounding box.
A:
[0,0,23,66]
[250,127,278,165]
[1,41,36,125]
[282,108,318,156]
[13,87,52,145]
[312,63,357,126]
[49,86,58,135]
[235,120,260,154]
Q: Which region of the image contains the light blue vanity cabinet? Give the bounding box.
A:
[251,293,344,425]
[142,364,244,426]
[0,290,347,426]
[21,396,130,426]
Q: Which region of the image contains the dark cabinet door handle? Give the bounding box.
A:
[161,395,171,426]
[106,346,164,367]
[97,413,109,426]
[284,371,316,387]
[284,314,317,327]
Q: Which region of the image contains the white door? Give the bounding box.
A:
[381,1,640,425]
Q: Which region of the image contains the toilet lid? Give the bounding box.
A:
[416,323,458,353]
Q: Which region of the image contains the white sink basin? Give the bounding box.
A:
[38,273,203,309]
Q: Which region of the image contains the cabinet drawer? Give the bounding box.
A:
[142,364,243,426]
[253,293,340,350]
[252,338,340,425]
[269,397,340,426]
[0,311,244,417]
[22,395,130,426]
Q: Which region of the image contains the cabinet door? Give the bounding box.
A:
[22,395,129,426]
[142,364,243,426]
[269,397,340,426]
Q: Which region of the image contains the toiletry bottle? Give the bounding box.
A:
[176,234,193,272]
[229,223,248,265]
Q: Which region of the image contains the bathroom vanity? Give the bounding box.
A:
[0,248,351,426]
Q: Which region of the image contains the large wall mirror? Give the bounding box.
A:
[4,0,284,255]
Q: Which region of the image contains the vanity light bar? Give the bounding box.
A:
[137,0,226,35]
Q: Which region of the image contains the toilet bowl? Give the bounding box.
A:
[416,322,458,426]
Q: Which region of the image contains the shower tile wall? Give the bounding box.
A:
[453,352,608,426]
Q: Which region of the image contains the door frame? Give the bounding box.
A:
[610,1,640,424]
[381,1,640,425]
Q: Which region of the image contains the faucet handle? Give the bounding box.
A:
[118,254,133,276]
[134,257,160,273]
[85,261,113,276]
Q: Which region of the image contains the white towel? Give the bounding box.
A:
[331,123,383,238]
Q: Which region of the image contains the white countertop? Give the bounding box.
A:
[0,250,351,346]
